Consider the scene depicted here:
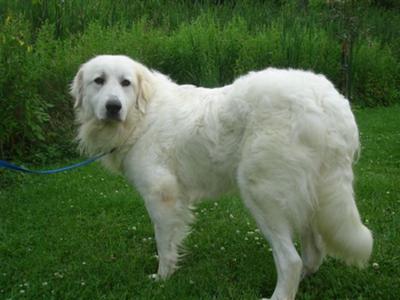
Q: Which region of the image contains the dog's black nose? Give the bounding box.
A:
[106,99,122,114]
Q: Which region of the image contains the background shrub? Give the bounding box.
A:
[0,0,399,162]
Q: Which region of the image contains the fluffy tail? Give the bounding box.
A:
[315,169,373,267]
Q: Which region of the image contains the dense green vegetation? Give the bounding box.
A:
[1,2,399,299]
[0,1,399,161]
[1,106,399,299]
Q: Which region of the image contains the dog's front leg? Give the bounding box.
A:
[142,180,194,280]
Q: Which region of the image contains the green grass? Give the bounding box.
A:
[1,106,399,299]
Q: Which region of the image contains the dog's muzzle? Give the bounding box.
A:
[105,98,122,120]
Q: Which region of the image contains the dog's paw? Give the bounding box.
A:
[148,273,161,281]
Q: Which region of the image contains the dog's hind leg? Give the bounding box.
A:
[238,180,303,300]
[300,225,324,279]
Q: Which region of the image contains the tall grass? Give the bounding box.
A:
[0,0,399,162]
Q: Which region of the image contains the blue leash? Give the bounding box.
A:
[0,150,114,174]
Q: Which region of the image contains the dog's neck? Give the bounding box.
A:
[76,107,143,173]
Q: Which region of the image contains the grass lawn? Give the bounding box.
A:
[1,106,399,300]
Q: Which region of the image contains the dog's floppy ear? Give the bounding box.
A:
[70,68,84,109]
[136,68,154,114]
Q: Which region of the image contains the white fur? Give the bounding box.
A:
[71,55,373,300]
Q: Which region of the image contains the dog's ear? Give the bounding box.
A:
[70,68,84,109]
[136,69,154,114]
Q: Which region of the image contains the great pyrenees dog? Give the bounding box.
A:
[71,55,372,300]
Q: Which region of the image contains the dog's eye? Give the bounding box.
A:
[121,79,131,87]
[94,77,105,85]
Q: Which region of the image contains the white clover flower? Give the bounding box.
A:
[148,274,158,280]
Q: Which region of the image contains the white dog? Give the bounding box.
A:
[71,55,372,300]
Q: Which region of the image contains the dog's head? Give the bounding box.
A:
[71,55,153,123]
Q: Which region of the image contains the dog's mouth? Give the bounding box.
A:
[105,112,123,122]
[97,112,124,123]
